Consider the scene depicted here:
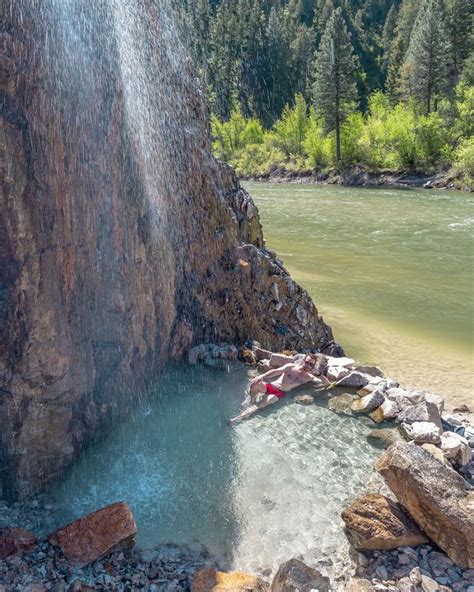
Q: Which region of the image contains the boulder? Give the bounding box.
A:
[270,559,330,592]
[397,401,442,431]
[48,502,137,567]
[328,393,355,415]
[421,443,448,465]
[379,397,399,420]
[375,442,474,568]
[326,356,355,368]
[440,432,472,466]
[193,569,269,592]
[341,493,428,551]
[353,365,384,378]
[337,371,371,388]
[351,390,385,413]
[367,428,404,449]
[424,392,444,415]
[0,527,37,560]
[327,366,351,381]
[401,421,441,444]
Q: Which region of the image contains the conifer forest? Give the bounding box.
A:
[174,0,474,181]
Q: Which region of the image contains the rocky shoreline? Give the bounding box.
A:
[1,346,473,592]
[242,166,472,191]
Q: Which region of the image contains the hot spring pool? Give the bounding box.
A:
[42,364,381,577]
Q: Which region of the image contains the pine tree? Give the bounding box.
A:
[445,0,474,81]
[386,0,421,101]
[402,0,451,113]
[312,7,358,162]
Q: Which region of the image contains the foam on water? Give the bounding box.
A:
[43,364,380,577]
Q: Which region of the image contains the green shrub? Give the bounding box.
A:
[271,94,310,157]
[454,137,474,180]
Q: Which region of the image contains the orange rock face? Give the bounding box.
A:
[341,493,428,551]
[0,527,37,560]
[193,568,269,592]
[48,502,137,567]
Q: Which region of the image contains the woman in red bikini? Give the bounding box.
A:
[229,354,332,426]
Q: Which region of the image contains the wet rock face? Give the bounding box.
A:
[0,2,337,498]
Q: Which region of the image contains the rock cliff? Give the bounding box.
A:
[0,1,338,498]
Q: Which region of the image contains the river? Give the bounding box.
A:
[246,182,474,409]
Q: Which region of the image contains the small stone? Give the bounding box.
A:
[345,577,373,591]
[294,395,314,406]
[193,569,269,592]
[398,554,413,566]
[375,566,388,580]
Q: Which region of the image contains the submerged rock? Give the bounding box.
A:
[328,393,355,415]
[192,568,269,592]
[342,493,428,551]
[375,442,474,568]
[48,502,137,567]
[270,559,330,592]
[294,394,314,405]
[367,428,404,449]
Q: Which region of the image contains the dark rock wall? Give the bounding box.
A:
[0,1,338,498]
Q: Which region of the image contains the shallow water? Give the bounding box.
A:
[45,364,380,577]
[247,182,474,407]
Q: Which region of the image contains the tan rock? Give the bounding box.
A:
[270,559,330,592]
[0,527,37,560]
[345,578,374,592]
[328,393,355,415]
[369,407,385,423]
[375,442,474,568]
[367,428,404,449]
[48,502,137,566]
[341,493,428,551]
[351,390,384,413]
[294,394,314,405]
[192,568,269,592]
[421,443,447,464]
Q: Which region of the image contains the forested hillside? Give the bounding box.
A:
[173,0,473,182]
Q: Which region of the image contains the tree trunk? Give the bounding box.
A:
[336,112,341,163]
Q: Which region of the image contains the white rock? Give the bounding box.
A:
[379,397,399,420]
[440,431,472,466]
[424,392,444,414]
[402,421,441,444]
[326,356,355,368]
[327,366,351,381]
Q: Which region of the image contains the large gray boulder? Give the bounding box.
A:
[375,442,474,568]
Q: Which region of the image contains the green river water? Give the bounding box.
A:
[246,182,474,407]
